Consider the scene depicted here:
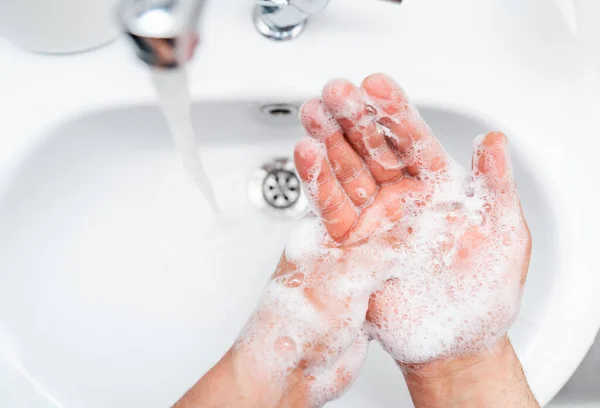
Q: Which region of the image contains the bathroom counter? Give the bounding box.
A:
[0,0,598,406]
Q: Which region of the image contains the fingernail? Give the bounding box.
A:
[323,79,364,119]
[483,131,508,148]
[363,73,398,100]
[295,137,321,161]
[299,99,342,140]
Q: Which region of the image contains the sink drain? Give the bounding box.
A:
[249,157,308,219]
[262,168,300,209]
[261,103,298,117]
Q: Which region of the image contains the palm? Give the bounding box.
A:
[294,75,530,366]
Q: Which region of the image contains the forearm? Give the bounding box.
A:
[172,348,307,408]
[172,350,251,408]
[404,337,539,408]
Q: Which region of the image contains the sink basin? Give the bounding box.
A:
[0,101,569,407]
[552,330,600,408]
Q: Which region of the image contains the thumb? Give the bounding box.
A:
[471,132,518,203]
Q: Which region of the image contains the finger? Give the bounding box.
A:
[361,73,448,176]
[471,132,518,203]
[299,98,378,206]
[520,218,532,286]
[294,137,358,242]
[321,79,405,184]
[473,133,531,287]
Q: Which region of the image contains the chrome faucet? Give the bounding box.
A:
[118,0,207,69]
[253,0,331,41]
[118,0,333,69]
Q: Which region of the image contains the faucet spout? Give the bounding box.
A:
[119,0,207,69]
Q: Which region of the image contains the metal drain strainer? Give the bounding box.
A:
[249,157,308,219]
[262,168,300,209]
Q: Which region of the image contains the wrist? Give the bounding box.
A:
[210,346,308,408]
[173,348,301,408]
[403,337,539,408]
[229,346,298,408]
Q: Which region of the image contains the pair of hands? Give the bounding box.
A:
[176,73,534,408]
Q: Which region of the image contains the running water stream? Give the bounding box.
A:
[151,68,220,214]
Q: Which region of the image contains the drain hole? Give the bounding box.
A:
[269,107,292,116]
[261,103,298,118]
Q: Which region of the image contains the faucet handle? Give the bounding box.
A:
[289,0,331,14]
[253,0,331,41]
[255,0,330,13]
[255,0,290,5]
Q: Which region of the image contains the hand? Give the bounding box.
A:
[233,72,533,406]
[231,228,375,407]
[295,73,531,365]
[174,73,534,408]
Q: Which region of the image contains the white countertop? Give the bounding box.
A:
[0,0,598,406]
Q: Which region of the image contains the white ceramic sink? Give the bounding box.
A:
[0,101,569,407]
[0,0,598,407]
[553,331,600,408]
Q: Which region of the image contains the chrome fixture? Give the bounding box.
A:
[253,0,331,41]
[118,0,207,69]
[118,0,402,67]
[249,157,308,219]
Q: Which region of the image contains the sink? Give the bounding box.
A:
[0,101,570,407]
[551,330,600,408]
[0,0,598,405]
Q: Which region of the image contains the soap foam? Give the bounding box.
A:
[299,99,343,141]
[236,92,527,405]
[235,213,380,402]
[307,331,370,408]
[361,156,525,364]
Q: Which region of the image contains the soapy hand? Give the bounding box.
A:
[174,73,534,408]
[231,73,531,406]
[295,73,533,366]
[232,248,373,407]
